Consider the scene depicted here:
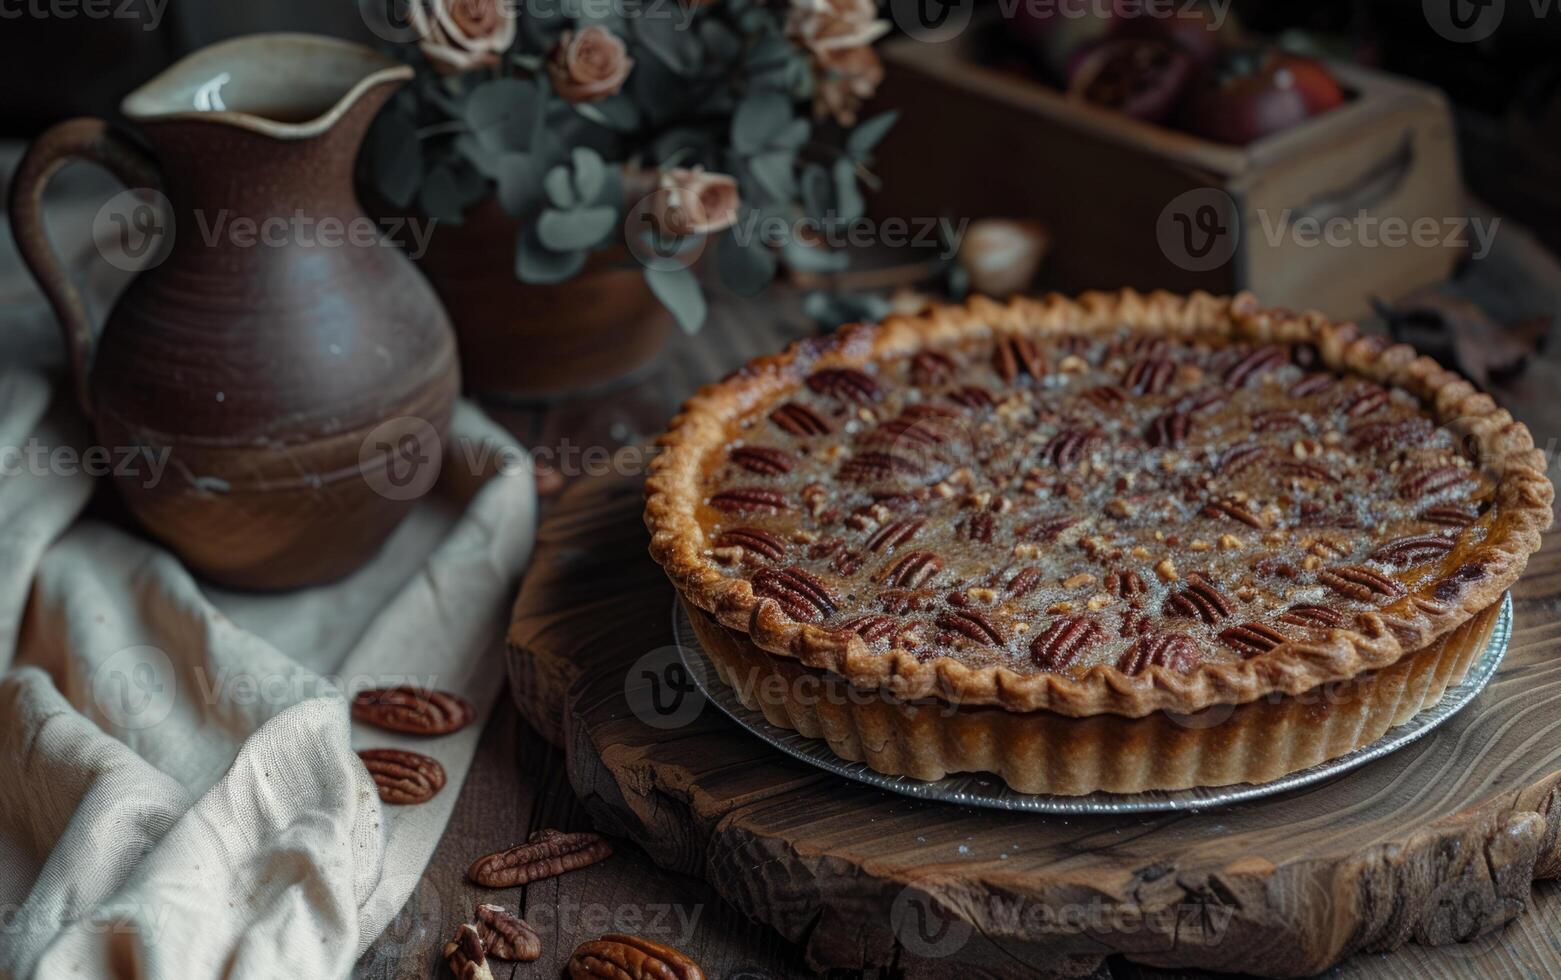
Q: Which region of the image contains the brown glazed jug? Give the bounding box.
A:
[8,34,459,590]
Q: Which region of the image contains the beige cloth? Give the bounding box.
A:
[0,155,538,979]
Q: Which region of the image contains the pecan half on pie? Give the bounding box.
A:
[645,292,1553,795]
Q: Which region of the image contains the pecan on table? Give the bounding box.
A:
[468,829,614,887]
[351,686,475,735]
[358,749,445,804]
[474,903,542,962]
[443,923,495,980]
[567,934,704,980]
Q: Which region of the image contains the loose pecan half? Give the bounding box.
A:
[444,923,495,980]
[1123,356,1175,394]
[475,903,542,962]
[1030,615,1106,670]
[729,445,794,475]
[1116,632,1197,675]
[1278,603,1346,628]
[911,350,958,386]
[936,609,1006,646]
[359,749,446,805]
[882,550,944,589]
[714,527,785,561]
[469,829,614,888]
[1164,578,1235,623]
[708,487,789,513]
[1218,622,1288,657]
[876,415,950,448]
[866,518,925,553]
[769,402,831,436]
[1222,345,1288,387]
[352,687,475,735]
[807,367,879,403]
[1146,410,1190,448]
[993,334,1046,382]
[567,934,704,980]
[1371,533,1457,567]
[752,566,838,621]
[1318,565,1408,601]
[879,587,939,613]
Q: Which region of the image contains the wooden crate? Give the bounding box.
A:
[869,33,1464,318]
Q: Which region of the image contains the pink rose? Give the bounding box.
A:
[546,26,634,104]
[786,0,890,53]
[409,0,516,75]
[629,167,740,238]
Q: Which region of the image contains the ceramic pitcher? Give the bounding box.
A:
[9,34,459,590]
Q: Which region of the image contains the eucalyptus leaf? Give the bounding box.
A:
[771,117,811,151]
[800,163,832,220]
[418,165,467,224]
[803,290,892,332]
[536,206,618,250]
[494,152,545,217]
[732,92,793,154]
[635,16,703,76]
[746,150,796,204]
[832,158,865,223]
[516,238,589,285]
[543,165,577,210]
[847,110,899,161]
[717,228,776,297]
[464,78,538,154]
[574,95,642,133]
[570,147,606,203]
[644,265,707,333]
[365,111,423,210]
[699,19,741,65]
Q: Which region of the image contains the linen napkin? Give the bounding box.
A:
[0,155,537,979]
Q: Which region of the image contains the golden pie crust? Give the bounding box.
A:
[644,291,1552,793]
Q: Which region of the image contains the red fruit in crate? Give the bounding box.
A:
[1181,48,1342,144]
[1067,38,1194,124]
[1008,4,1114,84]
[1108,2,1222,70]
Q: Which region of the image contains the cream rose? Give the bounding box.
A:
[410,0,516,75]
[546,26,634,104]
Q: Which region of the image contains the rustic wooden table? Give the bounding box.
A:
[357,216,1561,979]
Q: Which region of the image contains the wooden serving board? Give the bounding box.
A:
[507,471,1561,978]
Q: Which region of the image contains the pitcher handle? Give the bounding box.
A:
[8,117,162,421]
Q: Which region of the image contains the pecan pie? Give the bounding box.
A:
[645,291,1552,794]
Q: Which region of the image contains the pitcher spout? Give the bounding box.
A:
[120,32,412,140]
